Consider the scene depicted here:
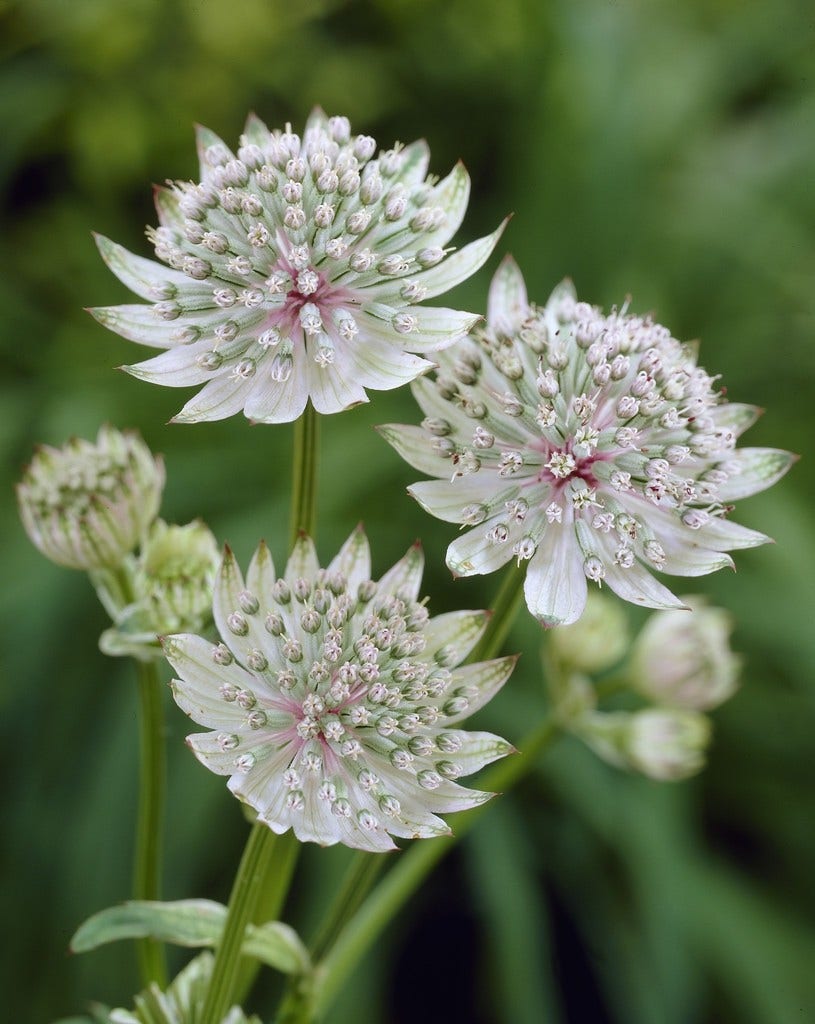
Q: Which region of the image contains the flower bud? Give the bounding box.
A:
[630,597,740,710]
[100,519,219,660]
[17,425,164,570]
[549,591,629,673]
[624,708,711,781]
[578,707,711,781]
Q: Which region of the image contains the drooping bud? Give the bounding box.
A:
[17,425,164,571]
[578,707,711,781]
[549,591,630,673]
[630,597,740,710]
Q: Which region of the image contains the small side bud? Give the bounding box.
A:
[630,597,741,710]
[16,425,164,571]
[549,591,630,673]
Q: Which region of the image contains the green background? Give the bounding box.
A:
[2,1,814,1021]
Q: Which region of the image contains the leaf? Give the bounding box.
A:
[70,899,227,953]
[70,900,310,975]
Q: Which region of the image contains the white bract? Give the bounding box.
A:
[381,257,795,626]
[164,527,515,852]
[630,597,741,710]
[92,110,504,423]
[17,425,164,570]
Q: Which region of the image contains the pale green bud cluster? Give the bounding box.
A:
[17,425,164,571]
[577,707,711,782]
[549,591,630,673]
[100,519,220,660]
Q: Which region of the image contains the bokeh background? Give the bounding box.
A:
[2,1,814,1022]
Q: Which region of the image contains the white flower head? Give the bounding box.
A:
[92,110,506,423]
[630,596,741,710]
[381,257,795,626]
[17,425,164,570]
[164,527,515,852]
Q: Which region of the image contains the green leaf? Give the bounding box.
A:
[244,920,311,975]
[71,899,227,952]
[70,900,311,976]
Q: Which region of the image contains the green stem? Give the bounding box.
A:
[310,852,386,962]
[199,824,280,1024]
[233,830,300,1004]
[314,714,561,1017]
[202,405,321,1019]
[468,562,526,664]
[133,658,168,989]
[290,404,320,546]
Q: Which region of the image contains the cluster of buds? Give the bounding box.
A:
[16,425,164,571]
[100,519,220,660]
[550,593,741,780]
[17,426,219,658]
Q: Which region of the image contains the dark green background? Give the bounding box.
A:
[2,1,814,1022]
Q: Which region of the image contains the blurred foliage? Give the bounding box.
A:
[2,1,814,1022]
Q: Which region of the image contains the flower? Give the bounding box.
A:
[17,425,164,570]
[100,518,220,660]
[92,110,504,423]
[630,597,740,710]
[380,257,795,626]
[163,527,515,852]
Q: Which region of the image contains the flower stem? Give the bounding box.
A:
[310,852,387,962]
[201,406,321,1019]
[468,561,526,664]
[313,714,561,1017]
[302,560,537,1018]
[290,404,320,546]
[199,823,280,1024]
[133,658,168,989]
[233,830,300,1004]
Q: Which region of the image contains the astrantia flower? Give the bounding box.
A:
[17,425,164,570]
[164,527,515,852]
[381,257,795,626]
[92,110,504,423]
